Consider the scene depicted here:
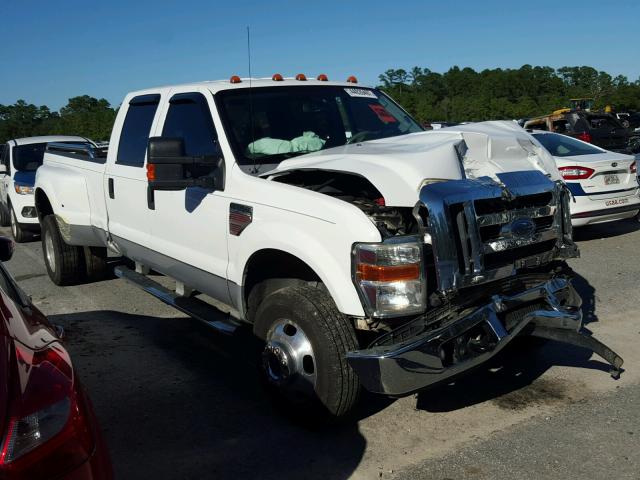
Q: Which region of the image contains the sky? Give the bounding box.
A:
[1,0,638,110]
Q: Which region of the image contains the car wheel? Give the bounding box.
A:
[253,285,360,418]
[0,204,10,227]
[10,207,32,243]
[84,246,109,281]
[41,215,85,285]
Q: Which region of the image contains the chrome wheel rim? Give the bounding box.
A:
[45,229,56,273]
[262,319,317,396]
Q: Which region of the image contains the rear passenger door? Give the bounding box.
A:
[105,93,162,252]
[148,88,231,304]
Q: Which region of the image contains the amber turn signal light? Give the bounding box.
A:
[356,263,420,282]
[146,164,156,181]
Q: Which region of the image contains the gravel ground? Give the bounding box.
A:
[2,216,640,480]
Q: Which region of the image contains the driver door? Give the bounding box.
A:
[148,87,231,305]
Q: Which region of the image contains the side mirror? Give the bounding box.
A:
[146,137,224,192]
[0,236,15,262]
[0,164,6,174]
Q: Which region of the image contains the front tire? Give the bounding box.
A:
[10,207,32,243]
[41,215,85,285]
[0,204,10,227]
[253,285,360,418]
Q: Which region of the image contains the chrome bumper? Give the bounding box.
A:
[347,278,622,396]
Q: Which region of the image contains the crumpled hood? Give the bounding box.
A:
[267,121,560,206]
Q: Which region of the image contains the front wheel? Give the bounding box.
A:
[10,208,32,243]
[41,215,86,285]
[0,204,10,227]
[253,285,360,418]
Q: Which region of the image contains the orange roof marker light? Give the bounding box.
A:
[230,75,242,84]
[317,74,329,81]
[295,73,307,81]
[347,75,358,83]
[272,73,284,81]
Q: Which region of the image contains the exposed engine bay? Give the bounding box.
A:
[271,170,417,237]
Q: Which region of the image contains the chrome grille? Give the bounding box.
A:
[417,170,578,293]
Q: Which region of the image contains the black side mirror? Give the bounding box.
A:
[146,137,224,192]
[0,237,15,262]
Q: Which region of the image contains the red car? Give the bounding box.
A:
[0,237,112,479]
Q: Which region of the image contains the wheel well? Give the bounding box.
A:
[243,249,321,323]
[35,189,53,220]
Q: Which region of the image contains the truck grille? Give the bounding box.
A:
[417,170,577,292]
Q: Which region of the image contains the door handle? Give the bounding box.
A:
[108,178,114,199]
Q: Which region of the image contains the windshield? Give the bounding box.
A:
[216,86,422,170]
[533,133,603,157]
[12,143,47,171]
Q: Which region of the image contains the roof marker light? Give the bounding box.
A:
[347,75,358,83]
[295,73,307,81]
[272,73,284,81]
[317,74,328,81]
[230,75,242,84]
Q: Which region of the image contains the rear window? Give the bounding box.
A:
[116,94,160,167]
[533,133,602,157]
[587,115,622,130]
[13,143,47,171]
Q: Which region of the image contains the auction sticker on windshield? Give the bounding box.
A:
[344,88,377,98]
[369,104,397,123]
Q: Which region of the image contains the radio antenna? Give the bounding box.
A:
[247,26,258,174]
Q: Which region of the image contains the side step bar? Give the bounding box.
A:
[114,265,241,335]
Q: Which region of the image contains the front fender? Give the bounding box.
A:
[227,207,380,317]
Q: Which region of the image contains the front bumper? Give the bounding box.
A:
[347,277,622,396]
[9,191,39,225]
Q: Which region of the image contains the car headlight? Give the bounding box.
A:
[14,183,34,195]
[352,237,426,318]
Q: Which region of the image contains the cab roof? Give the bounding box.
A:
[126,77,370,98]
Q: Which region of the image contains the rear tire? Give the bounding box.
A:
[253,285,360,418]
[41,215,85,285]
[10,207,32,243]
[84,246,109,281]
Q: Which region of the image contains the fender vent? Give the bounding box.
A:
[229,203,253,236]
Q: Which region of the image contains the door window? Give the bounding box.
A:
[162,92,218,156]
[116,94,161,167]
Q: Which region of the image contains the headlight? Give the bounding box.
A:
[14,184,34,195]
[352,237,426,318]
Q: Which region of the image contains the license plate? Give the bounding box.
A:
[604,174,620,185]
[605,198,629,207]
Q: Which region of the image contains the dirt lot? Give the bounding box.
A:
[3,218,640,480]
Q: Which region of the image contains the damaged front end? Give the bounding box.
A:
[346,170,623,396]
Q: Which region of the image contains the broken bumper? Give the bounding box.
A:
[346,278,623,396]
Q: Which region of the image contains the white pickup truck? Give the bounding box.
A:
[0,136,88,242]
[34,77,623,417]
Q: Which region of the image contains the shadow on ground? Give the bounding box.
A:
[50,269,609,477]
[51,310,372,480]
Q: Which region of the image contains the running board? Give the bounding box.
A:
[114,265,240,335]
